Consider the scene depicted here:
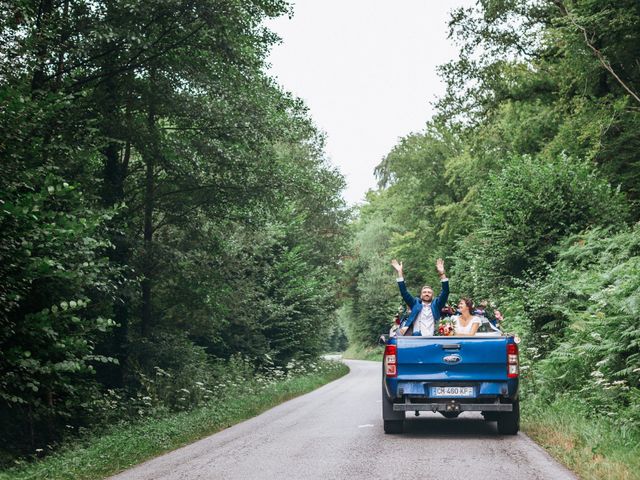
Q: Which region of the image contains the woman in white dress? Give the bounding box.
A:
[453,298,481,336]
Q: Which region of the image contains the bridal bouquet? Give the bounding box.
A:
[437,318,456,336]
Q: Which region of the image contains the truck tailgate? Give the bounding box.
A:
[396,336,507,381]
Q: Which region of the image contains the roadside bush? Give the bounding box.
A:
[0,173,117,457]
[528,225,640,433]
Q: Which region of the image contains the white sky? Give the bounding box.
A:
[265,0,475,206]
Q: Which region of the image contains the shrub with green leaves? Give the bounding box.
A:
[526,225,640,433]
[0,173,117,455]
[451,155,629,297]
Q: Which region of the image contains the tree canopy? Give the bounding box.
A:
[0,0,348,459]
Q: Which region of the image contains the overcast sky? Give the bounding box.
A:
[265,0,475,205]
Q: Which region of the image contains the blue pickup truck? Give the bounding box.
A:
[381,321,520,435]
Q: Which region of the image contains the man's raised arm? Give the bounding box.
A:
[391,259,415,307]
[391,259,414,336]
[434,258,449,308]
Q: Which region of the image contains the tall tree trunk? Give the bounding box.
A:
[101,138,131,386]
[30,0,55,93]
[141,68,158,337]
[54,0,70,89]
[97,63,132,386]
[30,0,56,167]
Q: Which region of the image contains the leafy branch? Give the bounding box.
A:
[551,0,640,106]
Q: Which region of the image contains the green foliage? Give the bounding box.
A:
[523,225,640,432]
[342,344,384,362]
[342,2,640,467]
[264,245,334,361]
[0,172,118,453]
[376,129,454,271]
[440,0,640,206]
[0,360,348,480]
[339,130,455,347]
[341,209,398,346]
[0,0,348,464]
[324,322,349,353]
[451,154,629,296]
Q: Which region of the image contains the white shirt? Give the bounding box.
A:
[416,302,435,336]
[453,315,482,335]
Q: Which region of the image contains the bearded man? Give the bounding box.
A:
[390,258,449,336]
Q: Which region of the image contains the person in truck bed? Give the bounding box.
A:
[452,297,482,336]
[475,299,504,328]
[390,258,449,336]
[389,304,415,337]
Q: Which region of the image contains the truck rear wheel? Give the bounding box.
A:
[497,400,520,435]
[382,386,404,433]
[384,420,404,434]
[482,411,499,421]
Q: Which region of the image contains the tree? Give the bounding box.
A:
[1,0,349,459]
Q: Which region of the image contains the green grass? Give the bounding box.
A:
[342,344,383,361]
[0,362,349,480]
[522,397,640,480]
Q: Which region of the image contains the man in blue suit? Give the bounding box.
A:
[391,258,449,336]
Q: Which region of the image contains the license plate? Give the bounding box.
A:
[430,386,475,398]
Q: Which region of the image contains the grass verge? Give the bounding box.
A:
[342,344,383,361]
[522,397,639,480]
[0,361,349,480]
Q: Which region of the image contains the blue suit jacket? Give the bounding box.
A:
[397,279,449,335]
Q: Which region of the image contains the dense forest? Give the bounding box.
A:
[341,0,639,442]
[3,0,640,471]
[0,0,349,462]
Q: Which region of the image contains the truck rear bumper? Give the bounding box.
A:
[393,401,512,412]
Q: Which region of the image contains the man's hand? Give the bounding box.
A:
[399,326,408,336]
[391,259,403,277]
[436,258,446,278]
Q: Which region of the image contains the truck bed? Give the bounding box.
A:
[396,335,508,381]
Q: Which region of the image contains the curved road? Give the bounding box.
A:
[110,360,576,480]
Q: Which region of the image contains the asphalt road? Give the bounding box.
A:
[110,359,577,480]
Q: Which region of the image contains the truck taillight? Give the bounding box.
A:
[384,344,397,377]
[507,342,519,378]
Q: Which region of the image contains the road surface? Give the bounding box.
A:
[110,359,577,480]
